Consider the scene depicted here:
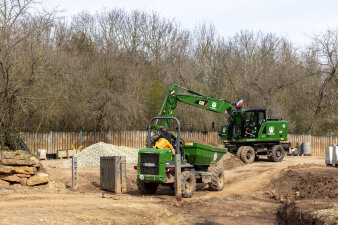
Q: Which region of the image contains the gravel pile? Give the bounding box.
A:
[61,142,138,167]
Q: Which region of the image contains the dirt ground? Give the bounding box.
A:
[0,155,337,225]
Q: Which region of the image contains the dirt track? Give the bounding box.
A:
[0,155,336,225]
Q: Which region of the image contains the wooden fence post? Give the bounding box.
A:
[49,131,53,154]
[215,132,218,145]
[79,131,83,146]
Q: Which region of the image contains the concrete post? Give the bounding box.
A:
[109,131,112,144]
[72,156,77,189]
[137,131,140,149]
[330,136,332,145]
[216,132,218,145]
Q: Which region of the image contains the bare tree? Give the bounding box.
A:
[307,29,338,133]
[0,0,55,136]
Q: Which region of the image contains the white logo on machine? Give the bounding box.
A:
[282,124,286,128]
[213,152,217,161]
[211,102,217,110]
[139,175,144,180]
[199,100,206,106]
[268,126,275,135]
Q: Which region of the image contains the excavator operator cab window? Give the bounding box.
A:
[242,110,265,138]
[258,111,266,126]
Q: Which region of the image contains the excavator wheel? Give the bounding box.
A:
[269,145,285,162]
[236,146,246,160]
[240,146,255,164]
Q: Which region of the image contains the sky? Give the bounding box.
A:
[44,0,338,47]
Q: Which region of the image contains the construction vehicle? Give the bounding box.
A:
[136,84,290,198]
[137,117,227,198]
[155,84,290,163]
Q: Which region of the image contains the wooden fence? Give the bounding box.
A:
[20,131,337,157]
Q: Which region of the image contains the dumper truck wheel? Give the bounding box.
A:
[270,145,285,162]
[137,180,158,195]
[209,167,225,191]
[240,146,255,164]
[181,171,196,198]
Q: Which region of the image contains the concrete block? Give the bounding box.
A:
[57,150,67,159]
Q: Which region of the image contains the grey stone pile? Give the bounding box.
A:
[61,142,138,167]
[0,150,49,186]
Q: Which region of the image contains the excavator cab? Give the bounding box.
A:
[220,109,266,140]
[242,109,266,138]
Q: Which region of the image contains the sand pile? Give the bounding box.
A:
[217,152,244,170]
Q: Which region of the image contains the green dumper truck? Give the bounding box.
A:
[137,117,227,198]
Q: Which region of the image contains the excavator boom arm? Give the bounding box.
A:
[155,84,236,132]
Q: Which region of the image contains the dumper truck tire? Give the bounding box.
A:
[137,180,158,195]
[209,167,224,191]
[240,146,255,164]
[169,185,175,192]
[181,171,196,198]
[270,145,285,162]
[236,146,246,160]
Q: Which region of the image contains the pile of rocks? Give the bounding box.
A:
[0,150,49,186]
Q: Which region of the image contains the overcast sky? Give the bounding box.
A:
[44,0,338,47]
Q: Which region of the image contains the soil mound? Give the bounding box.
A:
[265,166,338,201]
[217,152,244,170]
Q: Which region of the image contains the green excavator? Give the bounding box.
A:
[155,84,290,163]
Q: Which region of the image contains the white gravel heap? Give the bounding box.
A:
[61,142,139,167]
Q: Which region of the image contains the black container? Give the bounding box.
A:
[46,153,57,159]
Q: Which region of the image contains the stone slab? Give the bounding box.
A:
[0,179,10,186]
[20,177,27,186]
[13,166,37,175]
[0,174,21,183]
[27,173,49,186]
[1,158,35,166]
[0,166,14,174]
[17,174,31,178]
[1,151,30,160]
